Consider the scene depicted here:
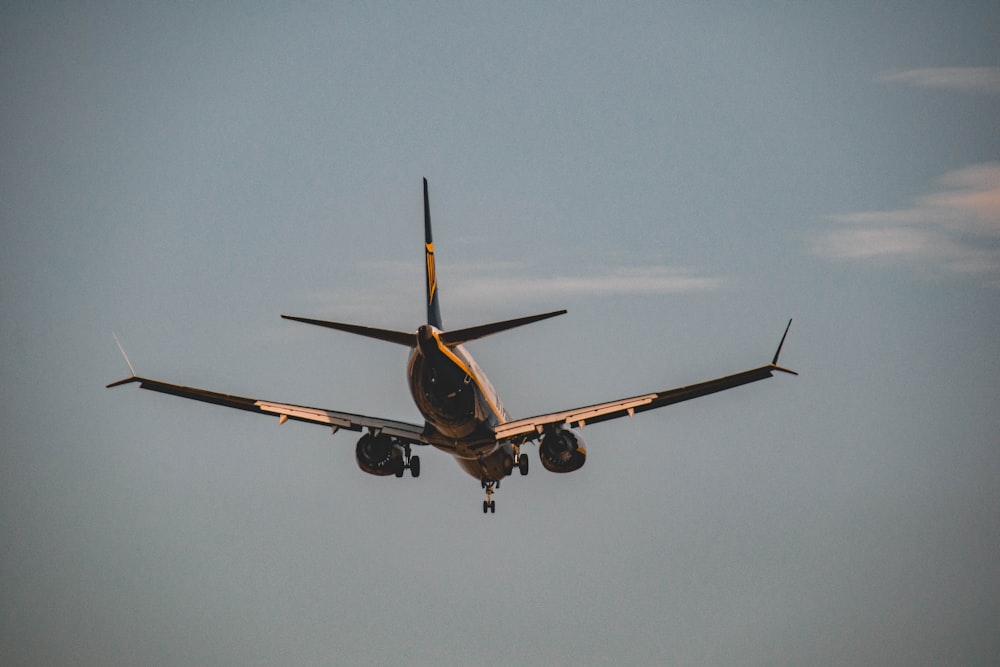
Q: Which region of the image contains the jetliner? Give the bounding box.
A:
[109,179,796,513]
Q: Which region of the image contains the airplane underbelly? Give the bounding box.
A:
[441,445,512,482]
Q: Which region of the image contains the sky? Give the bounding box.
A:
[2,3,998,665]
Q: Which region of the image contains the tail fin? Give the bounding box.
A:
[423,178,443,329]
[281,180,567,349]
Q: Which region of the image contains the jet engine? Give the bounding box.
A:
[355,433,405,476]
[538,428,587,473]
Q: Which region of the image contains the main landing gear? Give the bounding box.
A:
[395,444,420,478]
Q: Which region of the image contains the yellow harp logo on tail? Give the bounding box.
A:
[425,242,437,304]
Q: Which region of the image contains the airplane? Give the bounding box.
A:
[108,179,797,513]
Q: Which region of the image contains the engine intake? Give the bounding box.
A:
[538,429,587,473]
[355,433,404,476]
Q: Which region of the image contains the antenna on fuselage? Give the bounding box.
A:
[423,178,443,330]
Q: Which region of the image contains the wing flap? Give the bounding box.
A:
[108,376,431,444]
[495,364,788,441]
[255,400,427,441]
[495,320,796,441]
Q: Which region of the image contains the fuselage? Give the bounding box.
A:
[407,325,515,481]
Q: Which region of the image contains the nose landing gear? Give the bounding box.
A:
[481,481,496,514]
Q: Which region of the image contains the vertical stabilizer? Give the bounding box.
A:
[423,178,443,329]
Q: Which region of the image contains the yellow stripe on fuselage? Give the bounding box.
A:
[426,328,508,426]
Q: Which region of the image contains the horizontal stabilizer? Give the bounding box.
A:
[281,310,567,347]
[439,309,567,346]
[281,315,416,347]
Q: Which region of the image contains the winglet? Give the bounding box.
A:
[107,333,140,388]
[113,333,136,374]
[769,319,798,375]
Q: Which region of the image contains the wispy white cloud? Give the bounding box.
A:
[814,163,1000,282]
[877,67,1000,94]
[445,265,724,305]
[301,263,724,320]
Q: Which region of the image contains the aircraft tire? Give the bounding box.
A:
[410,455,420,478]
[518,454,529,476]
[489,500,496,513]
[483,500,488,514]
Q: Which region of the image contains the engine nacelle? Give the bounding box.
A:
[538,429,587,473]
[355,433,405,476]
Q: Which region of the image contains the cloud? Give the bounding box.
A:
[445,265,724,305]
[877,67,1000,94]
[303,264,724,319]
[814,163,1000,281]
[350,260,725,301]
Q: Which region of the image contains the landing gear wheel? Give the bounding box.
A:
[483,500,489,514]
[410,455,420,478]
[489,500,496,513]
[394,461,405,478]
[502,454,514,476]
[518,454,529,476]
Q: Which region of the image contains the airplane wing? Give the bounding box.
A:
[106,375,434,445]
[494,320,797,442]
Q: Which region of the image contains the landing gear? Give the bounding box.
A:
[481,481,497,513]
[512,445,528,476]
[397,444,420,478]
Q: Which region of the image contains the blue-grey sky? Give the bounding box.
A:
[3,3,998,665]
